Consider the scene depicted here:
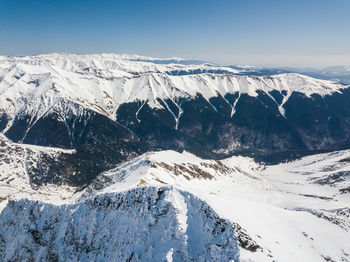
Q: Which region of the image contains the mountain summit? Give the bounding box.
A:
[1,54,350,262]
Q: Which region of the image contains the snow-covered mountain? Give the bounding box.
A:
[0,187,240,262]
[0,53,345,124]
[1,54,350,185]
[1,54,350,262]
[74,149,350,262]
[1,144,350,261]
[0,134,76,210]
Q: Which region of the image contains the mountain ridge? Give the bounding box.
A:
[1,146,350,261]
[1,54,350,187]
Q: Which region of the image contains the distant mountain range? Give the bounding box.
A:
[0,54,350,261]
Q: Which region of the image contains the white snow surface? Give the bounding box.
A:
[1,54,350,262]
[0,187,240,262]
[0,54,346,130]
[0,135,75,210]
[75,149,350,262]
[1,135,350,261]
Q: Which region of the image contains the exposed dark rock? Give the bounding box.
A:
[3,88,350,186]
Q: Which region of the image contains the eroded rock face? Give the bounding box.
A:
[0,187,240,262]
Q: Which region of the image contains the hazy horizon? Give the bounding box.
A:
[1,0,349,68]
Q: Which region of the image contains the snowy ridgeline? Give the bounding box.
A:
[1,147,350,261]
[2,53,350,158]
[0,146,350,261]
[0,53,346,123]
[1,54,350,262]
[0,187,239,262]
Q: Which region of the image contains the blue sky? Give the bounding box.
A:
[0,0,349,67]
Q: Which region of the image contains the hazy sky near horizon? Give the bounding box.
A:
[0,0,349,67]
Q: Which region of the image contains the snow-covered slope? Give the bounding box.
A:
[1,54,350,262]
[2,54,350,161]
[0,187,240,262]
[0,134,76,210]
[75,150,350,262]
[0,54,345,127]
[1,147,350,261]
[76,150,261,201]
